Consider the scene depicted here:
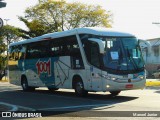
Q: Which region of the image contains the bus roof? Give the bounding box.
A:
[9,27,135,47]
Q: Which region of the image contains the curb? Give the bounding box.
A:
[146,79,160,87]
[146,79,160,81]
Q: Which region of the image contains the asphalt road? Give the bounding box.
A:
[0,82,160,120]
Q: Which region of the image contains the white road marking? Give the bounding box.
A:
[0,102,35,111]
[0,102,18,111]
[15,105,36,111]
[38,104,111,111]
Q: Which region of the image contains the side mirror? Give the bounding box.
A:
[138,39,151,56]
[88,38,105,54]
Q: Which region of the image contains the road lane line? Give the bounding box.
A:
[0,102,35,111]
[0,102,18,111]
[38,104,112,111]
[15,105,36,111]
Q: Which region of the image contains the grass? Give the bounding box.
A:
[0,76,9,82]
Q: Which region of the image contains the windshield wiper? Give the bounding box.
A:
[126,47,138,70]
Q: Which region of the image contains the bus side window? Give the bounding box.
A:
[83,41,101,68]
[19,46,26,60]
[50,36,81,57]
[26,42,48,59]
[50,38,61,57]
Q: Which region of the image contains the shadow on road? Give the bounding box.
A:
[34,89,139,117]
[28,88,139,101]
[0,89,139,117]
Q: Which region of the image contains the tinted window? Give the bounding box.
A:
[9,45,26,60]
[50,35,80,56]
[82,40,100,68]
[26,35,80,59]
[26,41,50,59]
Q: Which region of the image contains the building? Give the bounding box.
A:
[141,38,160,76]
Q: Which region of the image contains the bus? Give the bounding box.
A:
[9,27,146,96]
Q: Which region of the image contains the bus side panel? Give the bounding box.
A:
[8,59,21,86]
[54,56,90,90]
[24,57,59,88]
[54,56,71,89]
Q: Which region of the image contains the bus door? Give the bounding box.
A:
[84,41,102,91]
[90,66,102,91]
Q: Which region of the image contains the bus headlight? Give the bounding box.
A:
[111,77,116,80]
[106,85,110,88]
[139,76,144,80]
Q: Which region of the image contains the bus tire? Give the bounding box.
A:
[21,76,35,92]
[74,78,88,97]
[109,91,121,96]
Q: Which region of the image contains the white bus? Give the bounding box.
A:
[9,27,146,96]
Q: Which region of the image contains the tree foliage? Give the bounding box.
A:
[19,0,112,37]
[0,25,24,70]
[0,25,25,43]
[18,17,51,38]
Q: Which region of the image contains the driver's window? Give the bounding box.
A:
[91,42,100,67]
[83,41,100,68]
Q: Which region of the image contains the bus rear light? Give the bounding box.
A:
[125,84,133,88]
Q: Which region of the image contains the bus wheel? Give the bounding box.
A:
[21,77,35,92]
[109,91,121,96]
[74,79,88,97]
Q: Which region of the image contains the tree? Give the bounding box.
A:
[0,37,6,54]
[0,25,24,71]
[0,25,25,43]
[20,0,112,37]
[0,36,6,72]
[18,17,51,38]
[0,36,6,71]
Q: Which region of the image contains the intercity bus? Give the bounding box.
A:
[9,27,146,96]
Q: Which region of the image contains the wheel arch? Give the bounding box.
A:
[21,74,27,84]
[72,74,84,89]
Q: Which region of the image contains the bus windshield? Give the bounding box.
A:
[103,37,144,74]
[80,34,145,74]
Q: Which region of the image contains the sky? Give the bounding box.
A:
[0,0,160,39]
